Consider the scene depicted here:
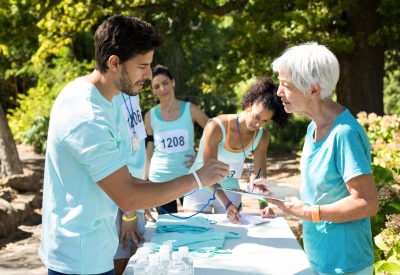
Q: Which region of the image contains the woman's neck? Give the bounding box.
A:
[159,98,180,121]
[236,114,254,136]
[159,97,179,109]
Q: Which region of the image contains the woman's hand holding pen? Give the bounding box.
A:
[251,178,272,195]
[226,203,241,224]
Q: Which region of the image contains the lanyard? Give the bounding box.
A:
[236,115,254,177]
[121,93,136,132]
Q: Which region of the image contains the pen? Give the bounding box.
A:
[255,168,262,179]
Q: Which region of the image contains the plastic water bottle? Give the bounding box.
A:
[133,248,149,275]
[179,246,194,275]
[145,253,162,275]
[167,251,188,275]
[163,240,174,252]
[142,241,154,252]
[159,249,171,274]
[122,258,135,275]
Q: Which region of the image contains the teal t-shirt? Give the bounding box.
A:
[39,77,126,274]
[300,108,374,274]
[190,116,263,190]
[149,102,195,182]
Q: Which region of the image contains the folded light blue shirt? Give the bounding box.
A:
[156,214,211,233]
[39,77,126,274]
[152,214,240,254]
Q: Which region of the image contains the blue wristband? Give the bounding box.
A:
[225,200,232,210]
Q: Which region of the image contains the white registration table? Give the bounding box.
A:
[144,214,317,275]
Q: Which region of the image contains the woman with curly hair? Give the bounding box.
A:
[183,76,289,224]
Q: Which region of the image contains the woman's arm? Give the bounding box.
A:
[190,103,209,128]
[203,118,241,223]
[264,174,378,223]
[319,174,379,222]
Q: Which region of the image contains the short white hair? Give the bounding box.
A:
[271,42,339,100]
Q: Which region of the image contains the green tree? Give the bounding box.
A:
[1,0,400,158]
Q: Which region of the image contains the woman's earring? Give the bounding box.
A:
[173,85,175,90]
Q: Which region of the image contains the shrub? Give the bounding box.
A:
[8,47,92,154]
[374,214,400,274]
[357,112,400,184]
[266,114,309,153]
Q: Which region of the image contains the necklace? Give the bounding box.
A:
[160,99,179,121]
[236,115,255,177]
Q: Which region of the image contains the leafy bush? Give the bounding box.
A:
[384,68,400,115]
[266,114,310,153]
[7,47,92,153]
[357,112,400,272]
[357,112,400,183]
[374,214,400,274]
[22,116,49,154]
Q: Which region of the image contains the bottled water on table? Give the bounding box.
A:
[145,253,162,275]
[167,251,189,275]
[178,246,194,275]
[159,248,172,274]
[132,248,149,275]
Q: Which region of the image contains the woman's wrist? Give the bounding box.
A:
[224,200,233,210]
[311,205,320,222]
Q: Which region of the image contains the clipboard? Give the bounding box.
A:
[218,187,288,202]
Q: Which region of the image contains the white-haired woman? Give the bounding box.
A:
[254,42,378,275]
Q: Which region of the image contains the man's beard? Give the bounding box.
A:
[119,65,139,96]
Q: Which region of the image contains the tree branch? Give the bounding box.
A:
[192,0,249,16]
[35,0,62,25]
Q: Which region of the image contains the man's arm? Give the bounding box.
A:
[98,159,228,212]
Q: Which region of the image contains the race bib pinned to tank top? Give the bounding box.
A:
[155,129,189,153]
[120,98,147,141]
[218,156,244,179]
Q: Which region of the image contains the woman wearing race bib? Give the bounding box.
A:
[183,76,289,224]
[144,64,209,214]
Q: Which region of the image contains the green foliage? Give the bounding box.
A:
[1,0,400,153]
[357,112,400,241]
[266,114,310,153]
[7,47,93,153]
[374,215,400,274]
[384,68,400,115]
[357,112,400,182]
[22,116,49,154]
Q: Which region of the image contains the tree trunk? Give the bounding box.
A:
[0,104,23,177]
[336,0,384,116]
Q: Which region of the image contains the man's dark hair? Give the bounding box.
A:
[94,14,162,73]
[152,64,174,80]
[241,76,290,129]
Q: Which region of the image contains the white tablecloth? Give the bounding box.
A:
[144,214,317,275]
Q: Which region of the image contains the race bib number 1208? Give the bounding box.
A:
[155,129,189,153]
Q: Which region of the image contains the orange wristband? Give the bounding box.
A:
[311,205,320,223]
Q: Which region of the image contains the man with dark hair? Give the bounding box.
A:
[39,14,228,275]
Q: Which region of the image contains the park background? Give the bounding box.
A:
[0,0,399,274]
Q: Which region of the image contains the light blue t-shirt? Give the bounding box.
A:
[39,77,126,274]
[112,93,146,179]
[149,102,195,182]
[300,108,374,274]
[190,116,263,190]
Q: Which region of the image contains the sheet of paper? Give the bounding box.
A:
[218,187,288,202]
[240,214,271,226]
[218,213,271,227]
